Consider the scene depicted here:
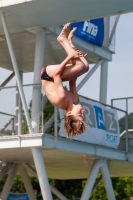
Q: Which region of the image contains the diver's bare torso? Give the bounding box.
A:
[42,80,74,110]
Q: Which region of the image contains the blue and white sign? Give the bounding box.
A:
[70,19,104,46]
[59,96,120,149]
[7,194,29,200]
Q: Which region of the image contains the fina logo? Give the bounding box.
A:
[82,20,98,37]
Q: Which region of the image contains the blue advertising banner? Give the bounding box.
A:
[59,96,120,149]
[7,194,29,200]
[70,19,104,46]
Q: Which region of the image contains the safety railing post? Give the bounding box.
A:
[12,117,15,135]
[125,111,129,153]
[54,107,58,137]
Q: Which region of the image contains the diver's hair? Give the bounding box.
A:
[64,114,87,138]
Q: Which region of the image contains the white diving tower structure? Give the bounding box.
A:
[0,1,133,200]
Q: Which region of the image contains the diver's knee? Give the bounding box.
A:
[84,63,89,72]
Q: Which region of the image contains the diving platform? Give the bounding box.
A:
[0,0,133,27]
[0,133,133,180]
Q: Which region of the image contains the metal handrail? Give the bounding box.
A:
[80,95,127,113]
[0,111,15,117]
[0,83,41,90]
[120,129,133,138]
[0,117,15,135]
[111,97,131,153]
[111,96,133,101]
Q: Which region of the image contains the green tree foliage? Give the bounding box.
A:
[90,177,133,200]
[43,100,55,135]
[0,175,42,199]
[119,112,133,133]
[43,100,54,122]
[49,179,84,199]
[49,177,133,200]
[22,100,32,134]
[0,175,25,193]
[11,175,25,193]
[113,177,133,200]
[0,175,7,192]
[22,99,55,134]
[90,180,107,200]
[22,115,28,134]
[1,175,133,199]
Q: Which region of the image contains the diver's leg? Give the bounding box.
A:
[68,28,89,71]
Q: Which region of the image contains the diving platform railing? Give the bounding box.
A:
[0,112,15,135]
[111,96,133,152]
[120,129,133,138]
[0,83,130,152]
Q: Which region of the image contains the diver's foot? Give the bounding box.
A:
[68,27,77,43]
[57,23,70,43]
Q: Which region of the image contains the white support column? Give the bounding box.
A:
[92,175,102,193]
[42,94,48,108]
[1,11,32,134]
[23,163,69,200]
[19,166,37,200]
[50,185,68,200]
[22,163,37,177]
[109,15,120,45]
[0,163,12,181]
[18,89,22,134]
[100,159,116,200]
[30,29,52,199]
[77,60,104,92]
[103,17,110,48]
[1,163,20,200]
[18,72,23,135]
[99,60,108,103]
[99,16,109,104]
[16,72,22,135]
[31,29,45,133]
[81,159,102,200]
[32,148,53,200]
[15,85,18,135]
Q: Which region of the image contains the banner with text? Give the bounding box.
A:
[7,194,29,200]
[70,18,104,47]
[59,96,120,148]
